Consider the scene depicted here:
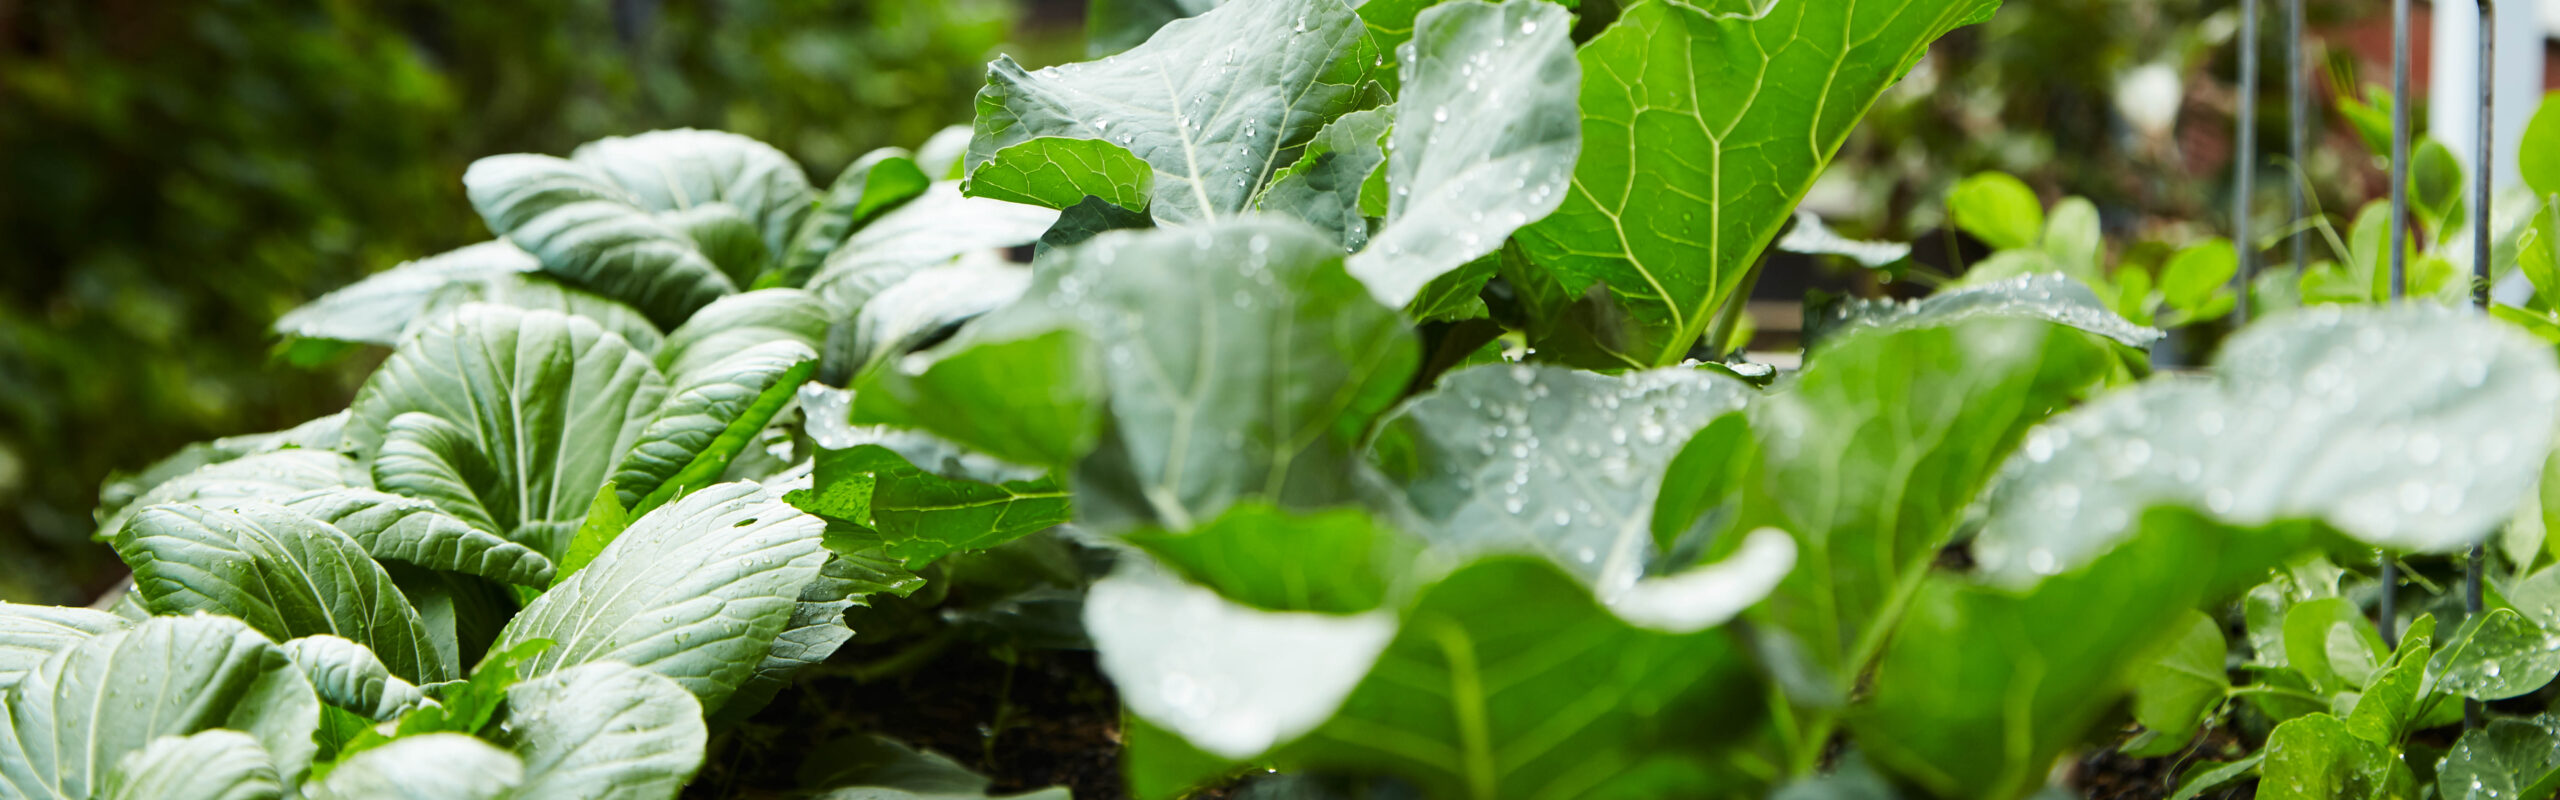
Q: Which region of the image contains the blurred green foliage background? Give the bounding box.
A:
[0,0,1056,603]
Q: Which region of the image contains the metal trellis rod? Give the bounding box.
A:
[2288,0,2306,277]
[2235,0,2258,327]
[2465,0,2496,732]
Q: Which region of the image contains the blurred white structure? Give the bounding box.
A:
[2432,0,2545,189]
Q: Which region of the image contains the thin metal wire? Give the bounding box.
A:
[2465,0,2495,732]
[2235,0,2258,325]
[2287,0,2306,275]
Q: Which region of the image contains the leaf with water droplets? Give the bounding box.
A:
[1802,273,2162,351]
[489,481,827,715]
[1366,363,1751,594]
[1259,106,1393,252]
[492,661,707,800]
[1975,305,2560,587]
[1345,0,1578,308]
[2431,608,2560,701]
[2437,714,2560,800]
[307,733,523,800]
[2256,712,2417,800]
[281,634,430,722]
[810,444,1071,568]
[0,615,320,800]
[93,447,369,544]
[0,604,125,692]
[964,137,1154,213]
[804,183,1058,313]
[98,730,286,800]
[1515,0,2001,366]
[966,0,1380,226]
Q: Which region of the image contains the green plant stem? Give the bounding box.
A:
[1788,552,1940,776]
[1697,255,1769,364]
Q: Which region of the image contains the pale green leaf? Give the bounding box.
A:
[2438,714,2560,800]
[0,616,319,800]
[776,148,934,288]
[1259,106,1392,251]
[495,661,708,800]
[464,154,740,328]
[1801,273,2162,351]
[569,129,818,257]
[271,487,557,587]
[282,634,429,722]
[94,448,368,543]
[100,731,282,800]
[115,502,449,682]
[306,734,523,800]
[612,340,817,512]
[0,604,127,691]
[806,183,1058,312]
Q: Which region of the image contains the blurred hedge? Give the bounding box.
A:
[0,0,1030,603]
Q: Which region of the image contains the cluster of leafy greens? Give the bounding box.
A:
[20,0,2560,798]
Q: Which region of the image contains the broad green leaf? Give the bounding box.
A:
[654,289,830,388]
[2041,197,2104,286]
[282,635,428,722]
[273,240,662,357]
[1106,555,1763,800]
[776,148,935,288]
[93,448,368,543]
[2431,607,2560,701]
[307,734,523,800]
[805,183,1058,312]
[2523,90,2560,198]
[490,481,827,713]
[815,445,1070,567]
[2282,596,2383,694]
[1034,195,1156,263]
[964,137,1153,212]
[2516,199,2560,309]
[98,411,349,523]
[2169,753,2265,800]
[715,543,876,725]
[0,604,126,691]
[569,129,818,257]
[1367,363,1751,592]
[2438,714,2560,800]
[1742,319,2116,686]
[2344,614,2438,746]
[1086,0,1224,56]
[1800,273,2162,351]
[349,305,668,559]
[2413,137,2466,236]
[99,731,282,800]
[1040,219,1419,531]
[1974,305,2560,586]
[659,202,773,287]
[2126,609,2228,755]
[611,340,817,513]
[464,154,740,328]
[554,483,629,586]
[1948,172,2044,250]
[369,413,509,540]
[848,318,1104,472]
[1345,0,1578,308]
[384,566,515,683]
[846,262,1034,378]
[1259,106,1392,251]
[0,616,319,800]
[1517,0,2001,365]
[1124,503,1417,614]
[2158,238,2239,322]
[966,0,1379,225]
[115,502,450,682]
[1856,509,2318,799]
[272,487,557,587]
[2257,713,2414,800]
[494,661,708,800]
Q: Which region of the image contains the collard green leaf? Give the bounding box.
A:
[777,148,934,288]
[1516,0,2000,366]
[1346,0,1577,308]
[847,314,1103,473]
[2257,713,2414,800]
[100,731,282,800]
[612,340,817,512]
[490,481,827,713]
[964,137,1153,212]
[1124,503,1415,614]
[1044,218,1420,531]
[464,154,740,328]
[94,448,368,543]
[966,0,1379,226]
[114,502,450,683]
[1034,195,1156,263]
[655,289,830,389]
[494,661,708,800]
[350,305,668,559]
[1975,305,2560,586]
[1801,273,2162,351]
[805,183,1059,312]
[570,129,818,257]
[274,240,659,356]
[0,615,319,800]
[0,604,126,691]
[1744,319,2116,686]
[847,262,1034,378]
[282,634,429,722]
[1259,106,1392,251]
[272,487,556,587]
[1856,509,2317,799]
[1367,363,1751,592]
[1106,555,1763,800]
[816,445,1070,567]
[2438,714,2560,800]
[307,734,523,800]
[2430,607,2560,701]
